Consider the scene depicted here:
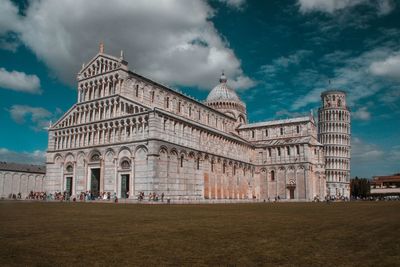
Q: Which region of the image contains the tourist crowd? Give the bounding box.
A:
[5,191,398,202]
[137,191,165,202]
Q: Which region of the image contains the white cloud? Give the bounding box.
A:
[298,0,366,13]
[219,0,246,10]
[370,53,400,79]
[8,105,55,131]
[298,0,395,15]
[352,137,384,162]
[0,148,45,165]
[352,107,371,121]
[376,0,396,15]
[260,50,312,77]
[0,68,41,94]
[389,145,400,161]
[379,86,400,105]
[0,0,20,35]
[350,137,400,178]
[0,0,254,91]
[291,47,400,110]
[291,87,325,110]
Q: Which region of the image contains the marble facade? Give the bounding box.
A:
[44,45,350,201]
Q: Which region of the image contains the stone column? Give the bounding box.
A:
[114,157,118,195]
[130,156,135,198]
[100,158,104,193]
[304,167,308,200]
[73,161,77,197]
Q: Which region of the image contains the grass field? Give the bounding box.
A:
[0,201,399,266]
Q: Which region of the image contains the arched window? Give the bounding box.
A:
[287,147,290,156]
[265,129,268,137]
[271,170,275,181]
[196,157,200,170]
[251,130,255,138]
[66,164,73,173]
[296,145,300,155]
[91,153,100,162]
[150,91,155,103]
[280,127,284,135]
[180,155,184,168]
[277,147,281,156]
[121,160,130,169]
[296,125,300,134]
[165,97,169,109]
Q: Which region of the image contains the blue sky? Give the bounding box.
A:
[0,0,399,178]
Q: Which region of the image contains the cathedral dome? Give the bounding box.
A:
[206,73,241,103]
[205,72,247,124]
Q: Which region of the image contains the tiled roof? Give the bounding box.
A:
[372,174,400,183]
[252,136,322,146]
[239,116,311,129]
[0,162,46,174]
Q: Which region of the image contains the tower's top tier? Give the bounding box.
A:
[321,90,347,109]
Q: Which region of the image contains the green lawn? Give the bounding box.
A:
[0,201,399,266]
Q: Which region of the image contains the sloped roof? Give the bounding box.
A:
[239,116,311,129]
[372,174,400,183]
[252,136,323,147]
[0,162,46,174]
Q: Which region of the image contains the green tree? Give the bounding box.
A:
[350,177,370,198]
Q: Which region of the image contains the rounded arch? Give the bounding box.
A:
[270,170,276,181]
[179,149,188,158]
[134,145,148,156]
[64,151,75,159]
[188,151,196,159]
[159,145,169,155]
[53,153,64,163]
[118,146,132,158]
[169,147,179,156]
[88,149,102,162]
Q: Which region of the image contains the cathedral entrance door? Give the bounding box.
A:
[121,174,129,199]
[66,177,73,197]
[289,188,295,199]
[91,168,100,198]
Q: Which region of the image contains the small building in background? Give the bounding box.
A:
[0,162,46,199]
[370,174,400,197]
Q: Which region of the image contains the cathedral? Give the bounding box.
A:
[44,44,351,201]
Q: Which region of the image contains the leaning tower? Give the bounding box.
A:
[318,90,351,198]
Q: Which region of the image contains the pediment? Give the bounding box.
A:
[50,105,78,129]
[78,53,126,80]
